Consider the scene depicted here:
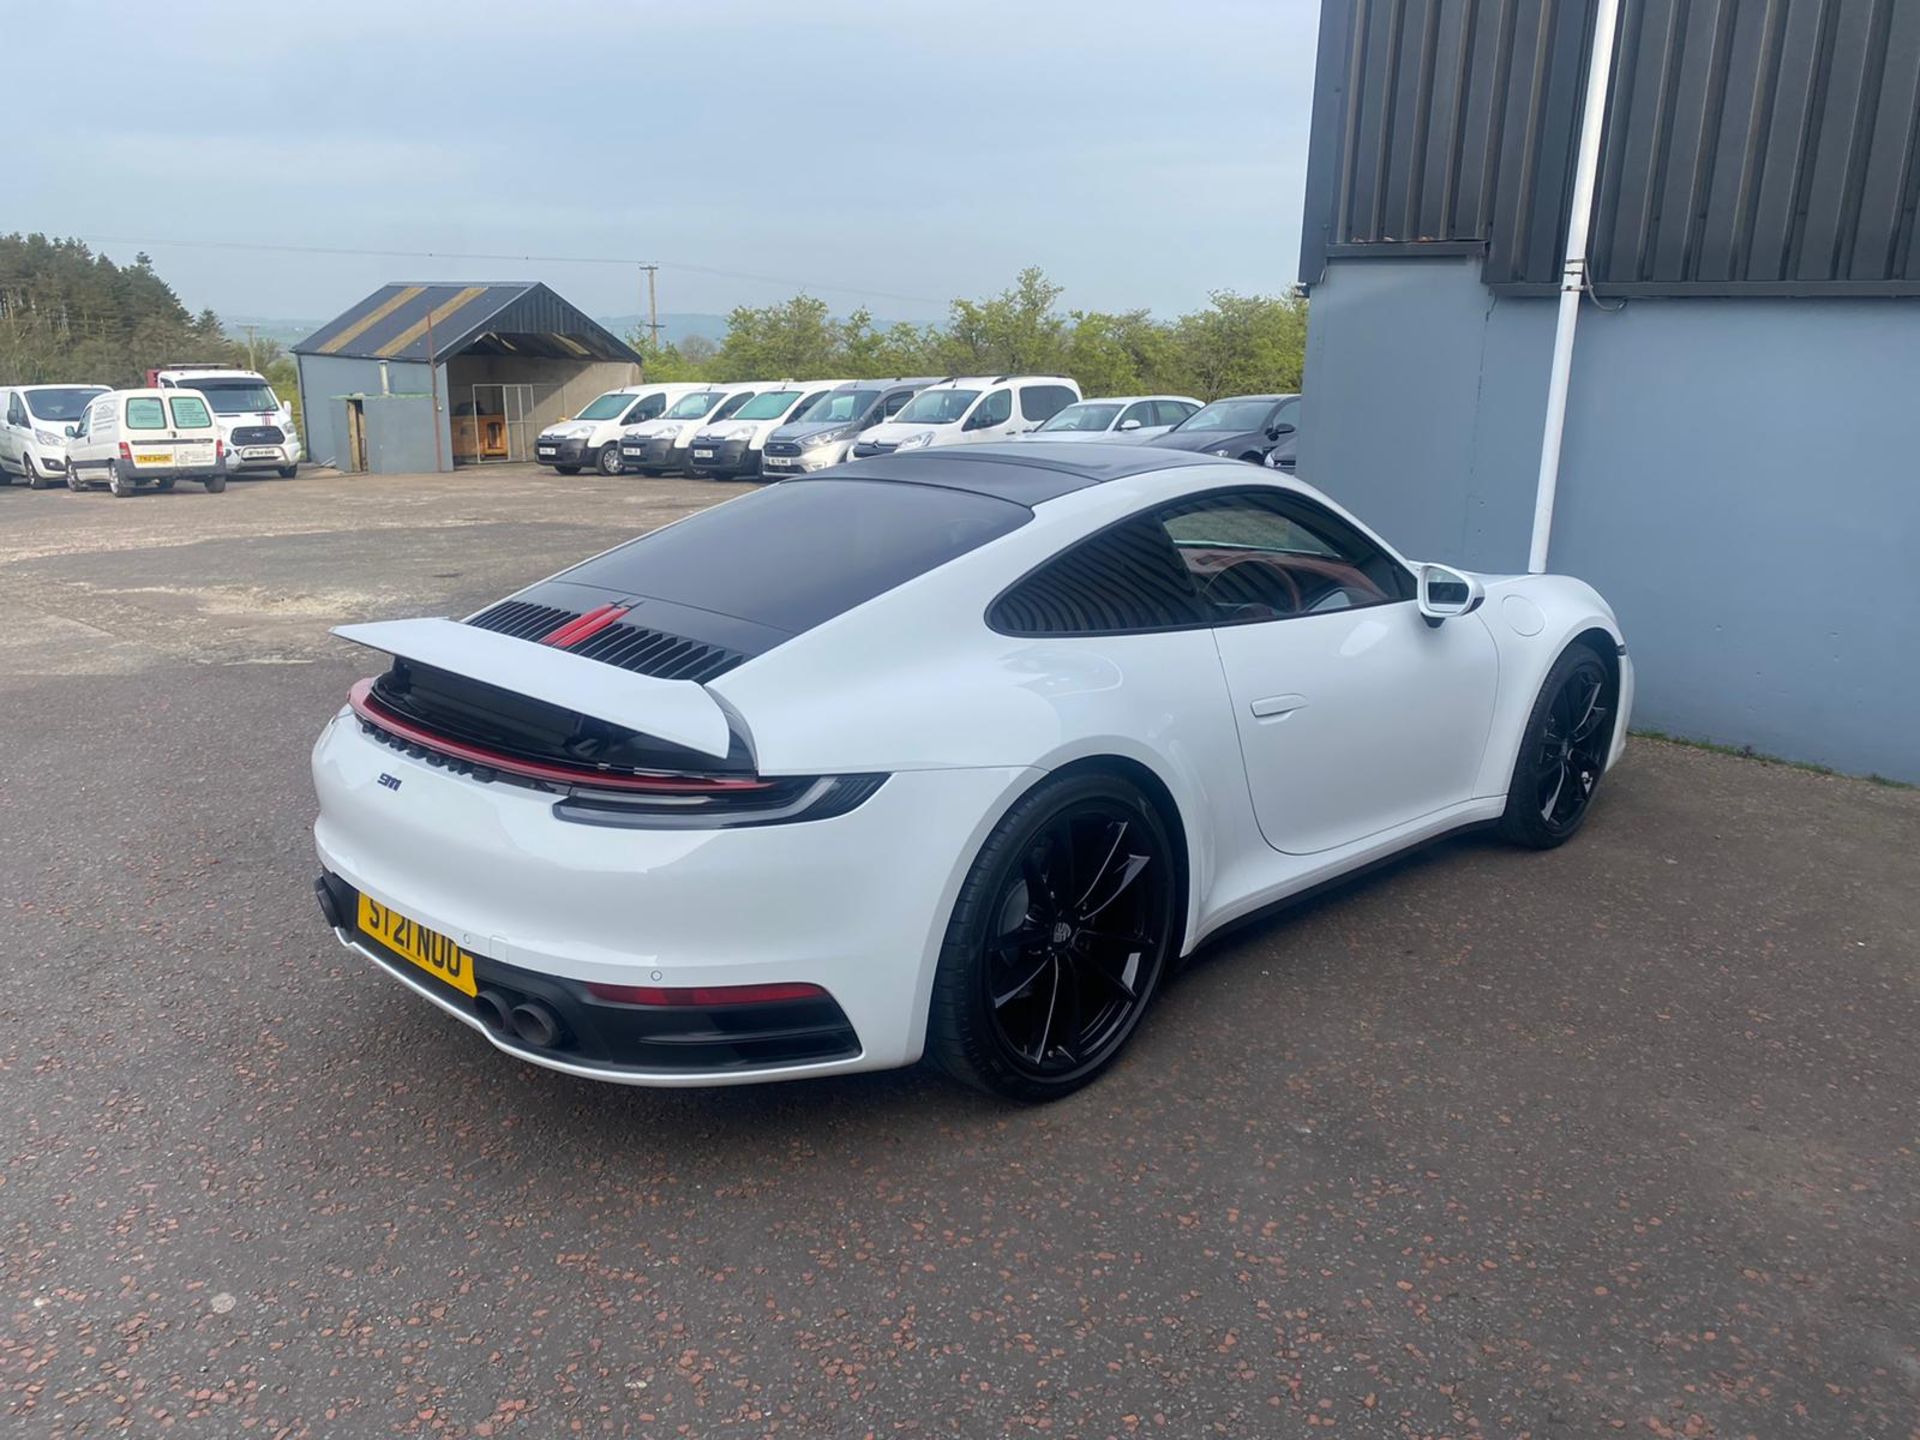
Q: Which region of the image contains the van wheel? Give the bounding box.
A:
[24,455,51,489]
[595,444,623,476]
[204,474,227,493]
[107,469,137,497]
[67,463,86,491]
[555,465,581,475]
[277,465,298,479]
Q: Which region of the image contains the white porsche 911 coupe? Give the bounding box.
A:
[312,445,1631,1100]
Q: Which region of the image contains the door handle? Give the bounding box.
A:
[1249,693,1309,720]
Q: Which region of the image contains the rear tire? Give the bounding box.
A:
[1497,642,1615,849]
[107,468,136,497]
[927,772,1178,1102]
[204,473,227,493]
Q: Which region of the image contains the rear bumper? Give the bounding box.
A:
[310,708,1033,1085]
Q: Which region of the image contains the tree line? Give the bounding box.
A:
[633,267,1307,401]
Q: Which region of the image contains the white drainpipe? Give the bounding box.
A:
[1527,0,1625,574]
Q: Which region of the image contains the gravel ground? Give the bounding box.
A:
[1,466,1915,1438]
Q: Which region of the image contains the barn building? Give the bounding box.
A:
[294,282,642,474]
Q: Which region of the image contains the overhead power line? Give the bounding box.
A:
[72,233,947,309]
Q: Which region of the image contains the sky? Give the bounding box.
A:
[15,0,1323,325]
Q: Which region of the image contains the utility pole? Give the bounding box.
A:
[643,264,662,351]
[243,323,257,369]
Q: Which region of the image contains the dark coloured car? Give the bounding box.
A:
[1148,393,1300,465]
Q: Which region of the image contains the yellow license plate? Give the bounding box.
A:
[134,451,172,465]
[358,894,478,997]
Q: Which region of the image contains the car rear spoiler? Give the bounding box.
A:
[332,617,735,760]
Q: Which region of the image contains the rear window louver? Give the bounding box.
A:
[565,621,744,683]
[466,599,581,640]
[464,599,744,683]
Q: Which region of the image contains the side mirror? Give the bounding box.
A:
[63,424,79,438]
[1269,422,1296,438]
[1417,563,1485,626]
[1117,418,1142,432]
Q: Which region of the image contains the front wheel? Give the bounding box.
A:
[555,465,581,476]
[1498,642,1614,849]
[926,772,1178,1101]
[67,462,86,491]
[595,444,622,476]
[277,465,298,479]
[24,455,51,489]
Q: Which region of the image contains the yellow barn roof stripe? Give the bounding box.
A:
[375,286,492,358]
[316,285,424,355]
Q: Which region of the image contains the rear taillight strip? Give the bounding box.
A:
[345,678,771,793]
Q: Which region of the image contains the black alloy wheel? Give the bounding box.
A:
[929,773,1177,1100]
[1499,644,1613,848]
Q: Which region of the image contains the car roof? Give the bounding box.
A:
[1068,394,1200,406]
[821,442,1241,505]
[918,375,1077,390]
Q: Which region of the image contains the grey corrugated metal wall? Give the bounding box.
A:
[1301,0,1920,296]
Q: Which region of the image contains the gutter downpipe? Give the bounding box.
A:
[1527,0,1624,574]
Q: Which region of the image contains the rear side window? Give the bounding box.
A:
[168,395,213,429]
[1018,384,1077,422]
[558,478,1029,634]
[991,516,1204,635]
[1154,400,1198,427]
[125,398,167,430]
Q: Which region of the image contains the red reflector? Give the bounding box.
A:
[586,981,828,1007]
[118,441,132,461]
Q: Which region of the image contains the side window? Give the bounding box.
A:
[712,393,753,421]
[990,516,1204,636]
[1269,398,1300,432]
[623,394,666,424]
[1159,489,1413,621]
[1017,384,1076,423]
[1118,401,1155,430]
[881,388,914,418]
[168,395,213,429]
[965,388,1013,430]
[125,397,168,431]
[990,488,1413,637]
[794,390,831,420]
[1155,400,1198,427]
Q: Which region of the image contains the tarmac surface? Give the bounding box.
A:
[2,466,1915,1437]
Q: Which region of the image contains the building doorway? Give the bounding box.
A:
[345,399,368,473]
[454,383,534,464]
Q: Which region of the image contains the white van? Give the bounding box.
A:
[65,388,227,496]
[1,383,108,487]
[151,365,301,478]
[534,383,709,475]
[850,375,1081,458]
[686,380,851,480]
[617,383,767,476]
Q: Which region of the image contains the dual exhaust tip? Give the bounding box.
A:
[475,989,566,1050]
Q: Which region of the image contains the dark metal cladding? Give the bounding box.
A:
[1302,0,1920,297]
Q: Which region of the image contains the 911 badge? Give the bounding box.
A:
[377,773,402,791]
